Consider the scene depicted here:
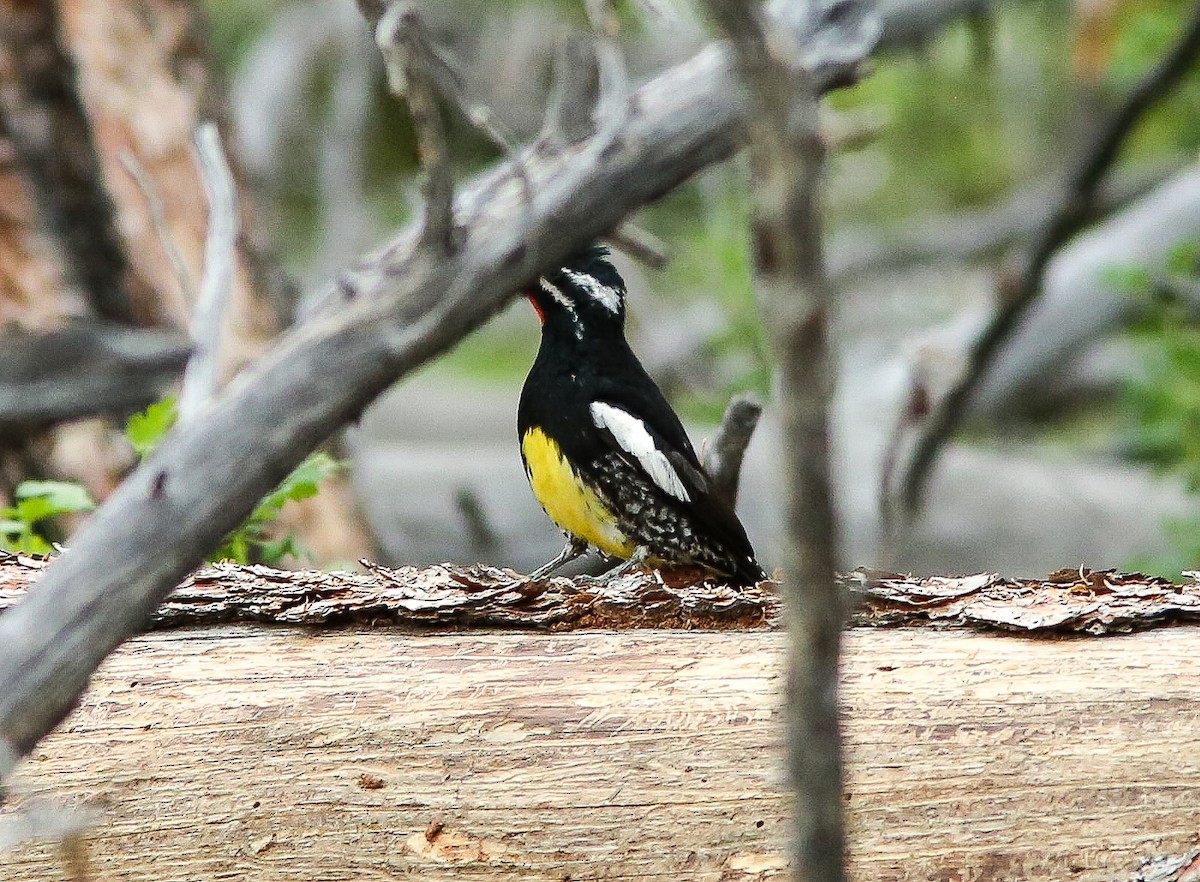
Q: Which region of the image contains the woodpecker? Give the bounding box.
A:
[517,246,765,586]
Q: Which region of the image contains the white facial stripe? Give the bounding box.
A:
[540,278,582,339]
[589,402,690,502]
[540,278,574,310]
[562,269,623,315]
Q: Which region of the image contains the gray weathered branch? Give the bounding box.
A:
[703,393,763,508]
[541,36,600,147]
[0,326,191,437]
[0,0,879,783]
[704,3,848,881]
[375,4,456,253]
[873,0,997,51]
[827,164,1174,283]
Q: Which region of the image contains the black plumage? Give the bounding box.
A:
[517,246,764,586]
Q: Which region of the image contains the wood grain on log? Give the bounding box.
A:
[2,625,1199,881]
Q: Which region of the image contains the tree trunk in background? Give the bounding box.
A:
[0,0,370,562]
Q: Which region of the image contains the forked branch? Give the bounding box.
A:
[898,2,1200,515]
[375,4,456,253]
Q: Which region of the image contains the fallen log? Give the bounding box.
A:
[5,556,1200,634]
[2,559,1199,880]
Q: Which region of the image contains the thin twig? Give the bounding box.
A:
[375,4,456,254]
[117,150,196,306]
[702,2,847,881]
[702,393,762,508]
[408,30,533,205]
[604,223,669,269]
[177,123,239,424]
[899,1,1200,515]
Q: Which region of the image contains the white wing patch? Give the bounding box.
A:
[562,269,623,315]
[589,402,691,502]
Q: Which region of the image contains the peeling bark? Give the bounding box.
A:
[3,557,1199,635]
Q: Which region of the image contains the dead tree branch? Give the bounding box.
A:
[586,1,630,137]
[376,5,456,253]
[703,393,763,508]
[178,123,239,423]
[704,2,848,880]
[874,0,997,51]
[0,0,879,784]
[827,164,1173,283]
[0,326,191,438]
[899,2,1200,515]
[604,223,669,269]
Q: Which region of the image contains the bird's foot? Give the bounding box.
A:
[527,536,589,580]
[599,545,653,582]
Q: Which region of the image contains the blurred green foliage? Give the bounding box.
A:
[0,481,96,556]
[1,396,343,562]
[1116,240,1200,575]
[122,397,343,566]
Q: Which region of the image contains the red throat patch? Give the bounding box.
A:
[525,291,545,324]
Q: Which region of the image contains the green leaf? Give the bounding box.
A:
[18,534,54,555]
[256,452,342,516]
[204,452,339,566]
[125,397,178,457]
[0,525,52,555]
[14,496,57,525]
[15,480,96,515]
[258,536,301,566]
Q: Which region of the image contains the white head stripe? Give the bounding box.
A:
[540,278,574,309]
[589,402,690,502]
[540,278,582,339]
[562,269,623,315]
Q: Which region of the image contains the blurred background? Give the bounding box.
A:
[3,0,1200,578]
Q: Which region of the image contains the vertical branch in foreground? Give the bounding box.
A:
[704,3,846,881]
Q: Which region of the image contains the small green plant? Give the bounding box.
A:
[124,396,343,566]
[0,480,96,555]
[1,397,343,564]
[212,451,342,564]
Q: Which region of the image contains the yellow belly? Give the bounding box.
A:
[521,427,634,558]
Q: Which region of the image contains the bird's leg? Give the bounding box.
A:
[600,545,652,581]
[528,536,589,580]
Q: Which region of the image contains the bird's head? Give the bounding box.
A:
[524,246,626,336]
